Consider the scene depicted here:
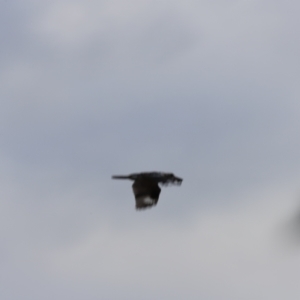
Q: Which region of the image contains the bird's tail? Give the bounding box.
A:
[112,175,131,179]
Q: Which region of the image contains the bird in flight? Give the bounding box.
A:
[112,172,183,210]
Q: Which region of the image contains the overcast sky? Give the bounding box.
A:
[1,0,300,299]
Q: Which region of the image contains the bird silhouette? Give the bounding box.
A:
[112,172,183,210]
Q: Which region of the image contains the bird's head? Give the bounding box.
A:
[158,173,183,186]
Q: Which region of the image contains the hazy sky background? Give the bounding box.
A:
[1,0,300,299]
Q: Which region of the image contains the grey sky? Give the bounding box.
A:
[1,0,300,299]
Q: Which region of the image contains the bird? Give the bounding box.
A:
[112,172,183,210]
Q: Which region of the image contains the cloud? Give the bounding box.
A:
[2,176,300,299]
[1,0,300,299]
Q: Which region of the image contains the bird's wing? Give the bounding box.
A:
[132,179,161,210]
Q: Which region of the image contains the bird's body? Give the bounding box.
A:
[112,172,182,210]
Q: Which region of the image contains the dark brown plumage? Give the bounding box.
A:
[112,172,183,210]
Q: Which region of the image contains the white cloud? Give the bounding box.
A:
[17,184,296,299]
[2,0,300,299]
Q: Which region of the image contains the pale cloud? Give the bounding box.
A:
[6,183,299,300]
[1,0,300,299]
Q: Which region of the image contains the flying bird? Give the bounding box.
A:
[112,172,183,210]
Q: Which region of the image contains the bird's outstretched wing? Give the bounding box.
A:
[132,179,161,210]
